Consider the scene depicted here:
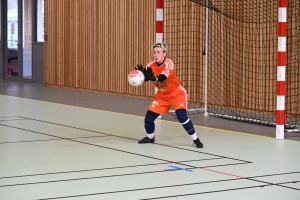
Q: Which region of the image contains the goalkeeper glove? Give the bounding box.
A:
[135,64,146,76]
[145,68,157,82]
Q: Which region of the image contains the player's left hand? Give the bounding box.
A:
[145,68,157,82]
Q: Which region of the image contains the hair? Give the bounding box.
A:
[152,42,167,52]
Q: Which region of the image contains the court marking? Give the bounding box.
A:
[0,95,299,199]
[2,172,299,199]
[0,116,252,182]
[0,119,29,122]
[33,178,260,200]
[0,162,251,187]
[202,168,245,178]
[0,138,62,144]
[0,135,108,145]
[164,165,194,172]
[0,116,30,123]
[0,121,248,163]
[2,94,297,142]
[0,116,22,118]
[31,178,300,200]
[1,113,278,189]
[0,123,249,186]
[138,186,290,200]
[2,119,299,194]
[0,170,242,188]
[247,179,300,191]
[2,117,299,182]
[0,118,251,187]
[16,116,253,163]
[0,158,226,179]
[248,171,300,179]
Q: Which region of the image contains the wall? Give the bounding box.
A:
[44,0,299,118]
[44,0,156,98]
[32,42,44,84]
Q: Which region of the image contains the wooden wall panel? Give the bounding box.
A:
[44,0,298,117]
[44,0,155,98]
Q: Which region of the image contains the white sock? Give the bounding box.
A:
[190,133,198,140]
[147,133,155,139]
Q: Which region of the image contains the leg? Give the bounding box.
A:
[175,109,197,138]
[175,109,204,148]
[138,97,170,144]
[138,110,160,144]
[170,92,203,148]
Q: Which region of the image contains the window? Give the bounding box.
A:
[37,0,44,42]
[7,1,18,48]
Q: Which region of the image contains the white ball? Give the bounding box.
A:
[128,70,145,86]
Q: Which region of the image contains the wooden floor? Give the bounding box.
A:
[0,80,299,200]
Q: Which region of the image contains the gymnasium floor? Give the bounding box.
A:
[0,80,300,199]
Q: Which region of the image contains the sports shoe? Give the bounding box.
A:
[193,138,203,148]
[138,137,155,144]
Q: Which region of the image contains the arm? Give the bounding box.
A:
[135,65,166,82]
[144,68,167,82]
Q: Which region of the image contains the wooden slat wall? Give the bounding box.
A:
[44,0,299,117]
[44,0,155,98]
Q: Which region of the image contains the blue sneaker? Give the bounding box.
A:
[138,137,155,144]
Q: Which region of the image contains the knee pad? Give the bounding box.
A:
[144,110,159,133]
[176,109,195,135]
[175,109,189,123]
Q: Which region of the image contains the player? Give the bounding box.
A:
[135,42,203,148]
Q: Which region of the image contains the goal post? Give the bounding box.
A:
[276,0,287,139]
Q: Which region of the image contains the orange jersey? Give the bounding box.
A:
[146,58,187,98]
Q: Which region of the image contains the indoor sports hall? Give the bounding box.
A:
[0,81,299,200]
[1,0,300,199]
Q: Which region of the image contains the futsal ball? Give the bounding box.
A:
[128,70,145,86]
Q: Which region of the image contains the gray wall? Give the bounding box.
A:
[32,42,44,84]
[0,41,3,79]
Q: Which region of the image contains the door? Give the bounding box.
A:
[6,0,32,81]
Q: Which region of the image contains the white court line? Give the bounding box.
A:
[0,94,299,143]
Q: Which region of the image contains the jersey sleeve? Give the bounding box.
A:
[146,60,155,69]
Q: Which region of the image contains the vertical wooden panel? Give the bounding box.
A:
[44,0,155,98]
[44,0,298,118]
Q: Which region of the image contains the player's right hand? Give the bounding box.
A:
[135,65,147,76]
[135,65,144,71]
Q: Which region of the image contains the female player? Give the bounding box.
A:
[135,42,203,148]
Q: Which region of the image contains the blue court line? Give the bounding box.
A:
[164,165,193,172]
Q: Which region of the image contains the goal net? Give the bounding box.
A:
[164,0,300,131]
